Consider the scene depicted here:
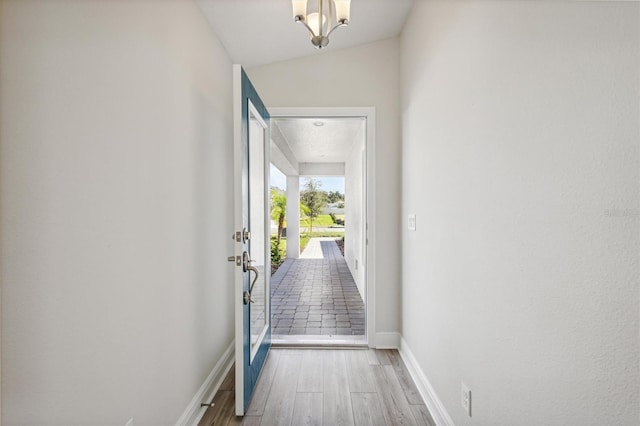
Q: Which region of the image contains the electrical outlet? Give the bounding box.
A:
[355,259,358,270]
[408,214,416,231]
[125,418,134,426]
[461,383,472,417]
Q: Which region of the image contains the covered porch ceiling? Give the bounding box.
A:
[271,117,365,176]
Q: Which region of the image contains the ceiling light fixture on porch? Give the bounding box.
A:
[292,0,351,49]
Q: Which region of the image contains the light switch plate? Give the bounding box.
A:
[408,214,416,231]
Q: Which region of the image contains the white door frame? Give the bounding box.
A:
[269,107,376,346]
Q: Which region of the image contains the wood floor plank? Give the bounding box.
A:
[374,349,392,365]
[345,350,377,393]
[199,390,234,426]
[220,365,235,391]
[373,365,418,426]
[410,405,437,426]
[200,349,431,426]
[351,393,387,426]
[291,392,323,426]
[241,416,261,426]
[323,350,355,426]
[220,399,242,426]
[366,349,380,365]
[246,350,281,416]
[278,348,306,356]
[387,350,423,405]
[260,353,303,426]
[297,350,323,393]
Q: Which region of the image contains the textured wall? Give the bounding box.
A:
[0,1,235,423]
[401,1,639,424]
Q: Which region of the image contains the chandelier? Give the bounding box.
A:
[292,0,352,49]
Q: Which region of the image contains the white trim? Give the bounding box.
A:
[272,335,367,346]
[247,97,271,366]
[374,332,401,349]
[399,337,455,426]
[232,64,245,415]
[175,341,235,426]
[269,107,376,347]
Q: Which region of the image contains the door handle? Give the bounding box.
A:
[242,251,259,305]
[243,265,259,305]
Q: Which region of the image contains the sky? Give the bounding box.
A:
[270,164,345,193]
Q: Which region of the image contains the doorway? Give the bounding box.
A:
[267,107,375,346]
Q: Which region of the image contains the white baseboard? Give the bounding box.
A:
[374,332,401,348]
[399,337,455,426]
[175,340,235,426]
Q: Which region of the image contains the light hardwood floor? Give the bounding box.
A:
[199,349,436,426]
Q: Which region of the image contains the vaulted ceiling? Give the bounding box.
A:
[197,1,401,168]
[197,0,415,68]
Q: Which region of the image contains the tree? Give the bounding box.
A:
[270,188,286,245]
[327,191,344,203]
[300,178,328,235]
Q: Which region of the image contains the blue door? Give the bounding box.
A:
[233,65,271,415]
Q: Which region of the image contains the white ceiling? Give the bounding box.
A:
[273,117,365,163]
[196,0,415,68]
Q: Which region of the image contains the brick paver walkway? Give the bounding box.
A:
[271,238,365,336]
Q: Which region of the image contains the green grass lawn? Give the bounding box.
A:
[272,232,344,259]
[292,214,334,228]
[281,214,346,229]
[300,234,310,253]
[300,214,345,229]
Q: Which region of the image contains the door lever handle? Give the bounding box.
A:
[243,264,259,305]
[242,251,259,305]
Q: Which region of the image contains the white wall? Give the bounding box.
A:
[248,38,402,336]
[345,127,365,299]
[0,1,235,423]
[401,1,639,425]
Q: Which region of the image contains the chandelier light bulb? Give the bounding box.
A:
[292,0,307,21]
[334,0,351,24]
[307,12,327,37]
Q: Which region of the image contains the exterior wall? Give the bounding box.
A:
[0,1,235,423]
[345,127,366,300]
[286,176,301,259]
[401,1,640,424]
[248,37,402,335]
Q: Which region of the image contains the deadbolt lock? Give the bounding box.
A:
[232,228,251,243]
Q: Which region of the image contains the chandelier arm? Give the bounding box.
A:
[297,19,318,38]
[325,21,346,38]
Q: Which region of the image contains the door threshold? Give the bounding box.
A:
[271,334,367,348]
